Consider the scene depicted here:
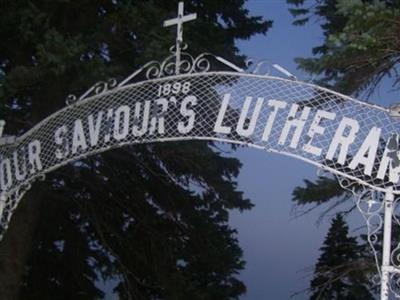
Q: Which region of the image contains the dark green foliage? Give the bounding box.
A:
[309,214,374,300]
[287,0,400,96]
[292,177,345,205]
[0,1,271,299]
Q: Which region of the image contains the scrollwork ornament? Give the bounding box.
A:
[391,197,400,228]
[159,54,178,77]
[122,51,215,82]
[145,61,162,79]
[146,64,161,79]
[192,53,211,73]
[245,59,271,76]
[66,78,117,106]
[109,46,245,89]
[169,43,189,54]
[65,94,78,106]
[85,78,117,98]
[179,53,194,73]
[316,167,330,178]
[371,273,381,287]
[390,273,400,297]
[245,58,257,72]
[38,173,46,182]
[391,244,400,269]
[19,182,32,195]
[337,176,360,194]
[0,188,28,241]
[0,174,46,241]
[390,197,400,290]
[93,81,108,94]
[336,174,385,283]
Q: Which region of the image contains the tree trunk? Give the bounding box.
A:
[0,184,44,300]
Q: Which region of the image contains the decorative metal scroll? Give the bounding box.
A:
[335,173,400,298]
[336,174,385,286]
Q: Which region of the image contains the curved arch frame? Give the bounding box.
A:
[0,71,397,198]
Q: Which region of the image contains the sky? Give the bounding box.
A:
[228,1,399,300]
[230,2,329,299]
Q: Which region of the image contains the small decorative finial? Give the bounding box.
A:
[0,120,5,138]
[163,2,197,74]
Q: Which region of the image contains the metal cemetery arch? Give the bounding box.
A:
[1,2,400,299]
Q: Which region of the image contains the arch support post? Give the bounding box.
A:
[381,186,394,300]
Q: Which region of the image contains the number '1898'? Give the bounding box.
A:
[157,82,191,97]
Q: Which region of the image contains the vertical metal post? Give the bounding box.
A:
[163,2,197,75]
[381,186,394,300]
[175,37,181,75]
[174,2,184,75]
[0,192,5,222]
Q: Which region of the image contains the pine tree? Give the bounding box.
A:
[309,214,374,300]
[0,1,272,299]
[287,0,400,96]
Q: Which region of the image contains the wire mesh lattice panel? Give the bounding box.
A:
[0,71,398,236]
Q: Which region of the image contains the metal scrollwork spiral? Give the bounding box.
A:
[390,198,400,298]
[336,174,385,283]
[161,55,178,77]
[145,62,162,79]
[192,53,211,73]
[65,94,78,106]
[335,177,400,298]
[64,48,265,107]
[119,51,215,86]
[391,244,400,269]
[66,78,117,105]
[245,59,271,76]
[390,273,400,296]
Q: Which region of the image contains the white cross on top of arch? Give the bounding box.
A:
[163,2,197,45]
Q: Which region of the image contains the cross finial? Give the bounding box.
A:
[163,2,197,74]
